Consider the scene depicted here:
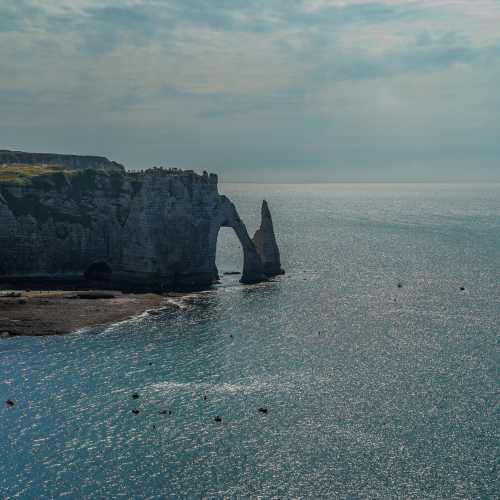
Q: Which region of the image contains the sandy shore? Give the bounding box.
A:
[0,290,175,337]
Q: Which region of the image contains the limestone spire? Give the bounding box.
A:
[252,200,285,277]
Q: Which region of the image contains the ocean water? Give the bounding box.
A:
[1,183,499,499]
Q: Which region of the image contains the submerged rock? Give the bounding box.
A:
[252,201,285,277]
[147,309,162,316]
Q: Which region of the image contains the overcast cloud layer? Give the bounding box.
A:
[1,0,499,181]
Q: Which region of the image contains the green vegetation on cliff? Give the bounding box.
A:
[0,164,68,186]
[0,163,205,188]
[0,163,125,192]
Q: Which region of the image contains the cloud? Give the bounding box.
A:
[0,0,499,179]
[77,5,159,54]
[0,1,45,33]
[309,40,497,84]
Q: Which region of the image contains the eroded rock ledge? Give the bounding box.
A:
[0,150,284,291]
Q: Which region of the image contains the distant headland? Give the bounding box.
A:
[0,150,284,335]
[0,149,284,291]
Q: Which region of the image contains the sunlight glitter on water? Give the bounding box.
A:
[1,183,499,499]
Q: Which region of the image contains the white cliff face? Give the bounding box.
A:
[0,164,277,291]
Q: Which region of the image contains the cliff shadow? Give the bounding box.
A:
[84,262,113,281]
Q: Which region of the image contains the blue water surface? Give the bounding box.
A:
[1,183,499,499]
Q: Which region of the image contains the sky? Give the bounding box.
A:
[1,0,499,182]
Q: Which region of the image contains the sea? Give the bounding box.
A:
[1,183,499,499]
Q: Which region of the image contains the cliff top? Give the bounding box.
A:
[0,150,217,187]
[0,150,124,172]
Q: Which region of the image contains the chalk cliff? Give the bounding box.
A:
[0,151,283,291]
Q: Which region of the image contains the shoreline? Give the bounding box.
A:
[0,290,181,337]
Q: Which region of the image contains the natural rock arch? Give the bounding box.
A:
[217,196,265,284]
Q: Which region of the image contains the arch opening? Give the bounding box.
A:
[84,261,112,281]
[215,226,244,279]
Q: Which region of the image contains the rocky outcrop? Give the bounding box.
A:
[252,200,285,276]
[0,152,283,291]
[0,150,124,172]
[218,197,265,284]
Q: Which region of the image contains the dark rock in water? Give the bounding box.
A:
[159,410,170,415]
[147,309,162,316]
[132,409,140,415]
[132,393,140,399]
[258,407,268,414]
[5,400,15,407]
[223,271,241,275]
[460,286,465,291]
[214,416,222,422]
[397,283,403,288]
[252,200,285,277]
[203,395,207,401]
